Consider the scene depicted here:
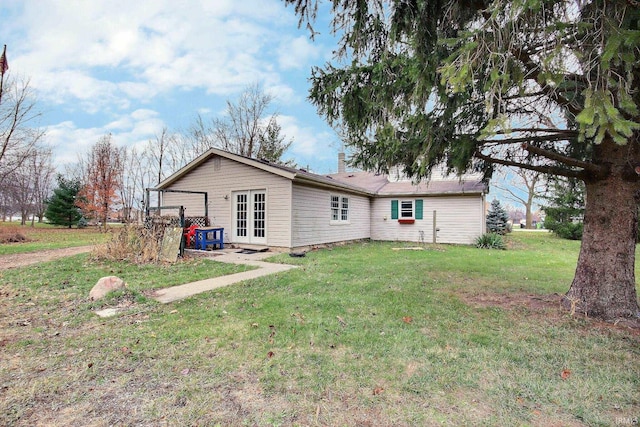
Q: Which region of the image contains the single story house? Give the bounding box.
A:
[152,148,488,250]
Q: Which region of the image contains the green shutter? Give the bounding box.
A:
[415,199,423,220]
[391,200,398,219]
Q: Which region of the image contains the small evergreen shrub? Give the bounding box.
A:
[553,222,583,240]
[475,232,506,250]
[77,217,88,229]
[486,199,510,235]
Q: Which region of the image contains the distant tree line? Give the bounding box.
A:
[1,80,293,228]
[0,75,54,225]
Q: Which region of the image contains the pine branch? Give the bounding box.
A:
[474,150,584,178]
[512,48,582,117]
[482,133,576,146]
[522,143,604,175]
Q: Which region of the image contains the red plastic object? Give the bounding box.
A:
[184,225,198,248]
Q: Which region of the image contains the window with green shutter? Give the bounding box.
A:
[391,200,398,219]
[415,199,423,220]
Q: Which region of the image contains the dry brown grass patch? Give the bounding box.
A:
[0,228,29,243]
[90,225,164,264]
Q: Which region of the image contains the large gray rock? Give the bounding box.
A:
[90,276,127,300]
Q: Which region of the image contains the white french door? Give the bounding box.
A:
[232,190,266,244]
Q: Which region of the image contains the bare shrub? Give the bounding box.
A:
[0,229,29,243]
[91,225,164,264]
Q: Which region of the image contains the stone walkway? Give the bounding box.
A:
[150,249,298,303]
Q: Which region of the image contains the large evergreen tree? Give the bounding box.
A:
[45,175,82,228]
[285,0,640,322]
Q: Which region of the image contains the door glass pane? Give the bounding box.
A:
[236,194,247,237]
[253,192,266,238]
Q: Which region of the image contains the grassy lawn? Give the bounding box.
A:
[1,232,638,426]
[0,222,111,255]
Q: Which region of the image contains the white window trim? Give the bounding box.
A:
[400,200,415,219]
[330,194,350,225]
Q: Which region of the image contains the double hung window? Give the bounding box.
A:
[331,195,349,223]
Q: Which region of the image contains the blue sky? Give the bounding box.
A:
[0,0,539,212]
[0,0,344,174]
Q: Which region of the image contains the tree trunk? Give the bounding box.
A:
[563,141,640,322]
[525,203,533,229]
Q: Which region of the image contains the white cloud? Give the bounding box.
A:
[278,115,338,169]
[7,0,304,110]
[44,109,167,168]
[266,83,301,107]
[1,0,340,172]
[278,36,321,70]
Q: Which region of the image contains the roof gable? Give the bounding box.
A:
[155,148,296,189]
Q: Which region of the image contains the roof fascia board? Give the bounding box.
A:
[154,148,296,189]
[293,175,373,197]
[375,190,485,197]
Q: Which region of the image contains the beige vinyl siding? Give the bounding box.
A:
[162,155,293,247]
[371,195,484,244]
[291,184,370,248]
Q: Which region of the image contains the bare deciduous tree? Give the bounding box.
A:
[77,134,124,230]
[31,148,55,224]
[145,127,188,184]
[0,145,53,225]
[185,83,293,163]
[0,76,45,188]
[494,168,547,229]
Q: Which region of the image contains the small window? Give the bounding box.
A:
[341,197,349,221]
[400,200,414,219]
[331,195,340,221]
[331,194,349,223]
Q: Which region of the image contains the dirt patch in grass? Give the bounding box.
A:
[460,291,564,313]
[459,291,640,335]
[0,246,94,270]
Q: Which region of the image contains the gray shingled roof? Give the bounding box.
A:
[328,171,487,196]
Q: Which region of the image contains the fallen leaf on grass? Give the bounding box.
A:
[337,316,347,326]
[560,369,571,380]
[291,312,306,322]
[402,316,413,324]
[181,368,190,375]
[267,351,275,359]
[169,309,178,314]
[373,387,384,395]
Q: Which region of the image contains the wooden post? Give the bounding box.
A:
[432,210,437,243]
